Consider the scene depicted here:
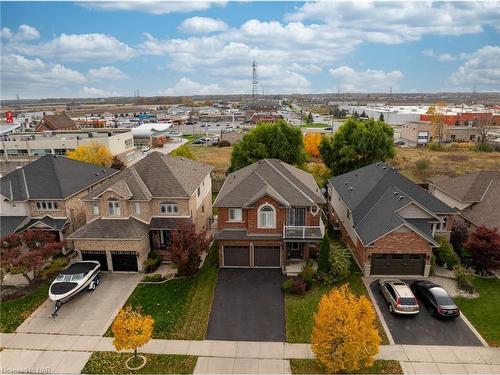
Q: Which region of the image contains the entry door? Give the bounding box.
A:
[288,242,303,259]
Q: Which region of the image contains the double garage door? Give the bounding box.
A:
[223,246,281,268]
[371,253,425,275]
[80,250,138,272]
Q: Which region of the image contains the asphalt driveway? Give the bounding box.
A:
[17,273,140,336]
[369,280,483,346]
[207,268,286,341]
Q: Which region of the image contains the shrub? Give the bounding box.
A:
[415,158,431,171]
[429,254,436,276]
[142,274,164,282]
[453,265,475,293]
[311,285,380,373]
[218,140,231,147]
[465,226,500,276]
[433,237,455,267]
[317,235,330,274]
[282,278,294,293]
[299,260,316,290]
[143,251,162,273]
[39,256,70,277]
[283,276,307,295]
[171,144,194,159]
[329,243,351,281]
[472,143,494,152]
[427,142,445,151]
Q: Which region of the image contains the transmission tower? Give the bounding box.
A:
[252,60,258,100]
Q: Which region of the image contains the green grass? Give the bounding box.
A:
[289,359,402,374]
[0,280,50,333]
[455,277,500,347]
[285,261,389,344]
[107,244,219,340]
[300,123,330,128]
[81,352,197,374]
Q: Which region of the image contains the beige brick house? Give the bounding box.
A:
[327,163,456,277]
[68,151,213,272]
[214,159,326,270]
[0,155,118,245]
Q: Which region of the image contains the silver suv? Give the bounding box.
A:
[378,279,419,315]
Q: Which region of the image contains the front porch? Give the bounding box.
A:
[285,259,318,276]
[283,241,320,275]
[149,217,191,261]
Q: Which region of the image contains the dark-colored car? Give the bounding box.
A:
[410,280,460,319]
[192,139,205,145]
[394,140,405,146]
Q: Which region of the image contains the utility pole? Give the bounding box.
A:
[252,60,258,101]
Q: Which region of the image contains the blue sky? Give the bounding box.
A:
[1,1,499,99]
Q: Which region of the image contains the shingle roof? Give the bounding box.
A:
[429,171,498,202]
[68,217,149,239]
[330,163,454,245]
[214,159,325,208]
[0,216,28,238]
[84,152,213,200]
[37,114,77,131]
[20,216,69,232]
[0,155,118,201]
[149,217,191,230]
[459,176,500,231]
[214,229,283,241]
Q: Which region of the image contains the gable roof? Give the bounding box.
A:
[0,155,118,201]
[429,171,498,203]
[214,159,325,208]
[0,216,28,238]
[84,151,213,200]
[330,163,454,246]
[68,217,149,239]
[36,114,77,131]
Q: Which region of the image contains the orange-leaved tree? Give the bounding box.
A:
[311,285,380,373]
[304,133,322,158]
[112,306,154,359]
[67,141,113,167]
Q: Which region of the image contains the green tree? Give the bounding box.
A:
[378,113,385,122]
[229,119,306,172]
[319,118,395,176]
[170,144,194,159]
[306,112,314,124]
[317,235,330,274]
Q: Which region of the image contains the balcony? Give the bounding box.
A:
[283,220,325,240]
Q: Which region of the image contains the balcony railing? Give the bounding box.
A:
[283,220,325,240]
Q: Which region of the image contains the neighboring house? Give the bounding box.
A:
[35,113,78,132]
[428,171,500,232]
[214,159,326,270]
[401,120,481,146]
[0,155,118,243]
[327,163,455,277]
[68,151,213,272]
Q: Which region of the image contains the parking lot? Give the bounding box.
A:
[369,280,483,346]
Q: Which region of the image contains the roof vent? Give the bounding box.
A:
[180,157,184,160]
[344,182,348,185]
[102,170,106,173]
[349,187,354,191]
[95,173,99,176]
[376,162,380,166]
[399,196,404,200]
[382,166,386,170]
[393,192,398,195]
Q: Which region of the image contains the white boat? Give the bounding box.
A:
[49,261,101,305]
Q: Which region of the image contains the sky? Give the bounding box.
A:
[1,1,499,99]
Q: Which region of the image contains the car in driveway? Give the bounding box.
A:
[411,280,460,319]
[378,279,419,315]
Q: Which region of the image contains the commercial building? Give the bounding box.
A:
[401,120,481,145]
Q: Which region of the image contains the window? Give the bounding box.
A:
[36,201,58,210]
[133,202,141,215]
[160,202,178,214]
[436,217,448,231]
[202,205,205,214]
[197,187,201,197]
[107,199,121,216]
[228,208,242,222]
[288,208,305,226]
[258,205,276,228]
[346,210,350,219]
[92,201,99,215]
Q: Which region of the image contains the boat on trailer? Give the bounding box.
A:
[49,261,101,316]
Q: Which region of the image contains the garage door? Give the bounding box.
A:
[223,246,250,267]
[81,250,108,271]
[254,246,281,267]
[111,251,138,272]
[371,254,425,275]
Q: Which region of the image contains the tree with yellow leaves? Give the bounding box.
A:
[66,142,113,167]
[304,133,322,158]
[311,285,380,373]
[112,306,154,361]
[427,101,448,144]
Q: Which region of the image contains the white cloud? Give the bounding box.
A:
[179,17,228,34]
[82,86,119,97]
[10,33,136,62]
[448,46,500,90]
[329,66,404,92]
[81,1,226,15]
[88,66,127,80]
[160,77,224,96]
[1,24,40,41]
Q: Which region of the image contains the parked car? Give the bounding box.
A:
[192,139,205,145]
[410,280,460,319]
[378,279,419,315]
[141,146,150,153]
[324,127,333,131]
[211,138,219,145]
[394,140,405,146]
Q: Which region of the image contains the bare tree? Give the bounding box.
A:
[473,109,495,144]
[428,101,448,144]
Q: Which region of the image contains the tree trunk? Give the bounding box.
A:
[134,348,137,359]
[22,272,33,285]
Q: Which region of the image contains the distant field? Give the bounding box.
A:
[391,146,500,181]
[188,145,232,175]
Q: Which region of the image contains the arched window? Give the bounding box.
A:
[107,198,121,216]
[258,204,275,228]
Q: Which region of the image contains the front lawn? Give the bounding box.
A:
[290,359,402,374]
[107,244,218,340]
[0,280,50,333]
[455,277,500,347]
[82,352,197,374]
[285,264,389,344]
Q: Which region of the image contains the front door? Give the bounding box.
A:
[160,230,171,248]
[288,242,303,259]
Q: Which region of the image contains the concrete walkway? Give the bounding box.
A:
[1,333,500,374]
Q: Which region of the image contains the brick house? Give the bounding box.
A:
[428,171,500,232]
[68,152,213,272]
[214,159,325,270]
[35,113,78,132]
[0,155,118,245]
[326,163,456,276]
